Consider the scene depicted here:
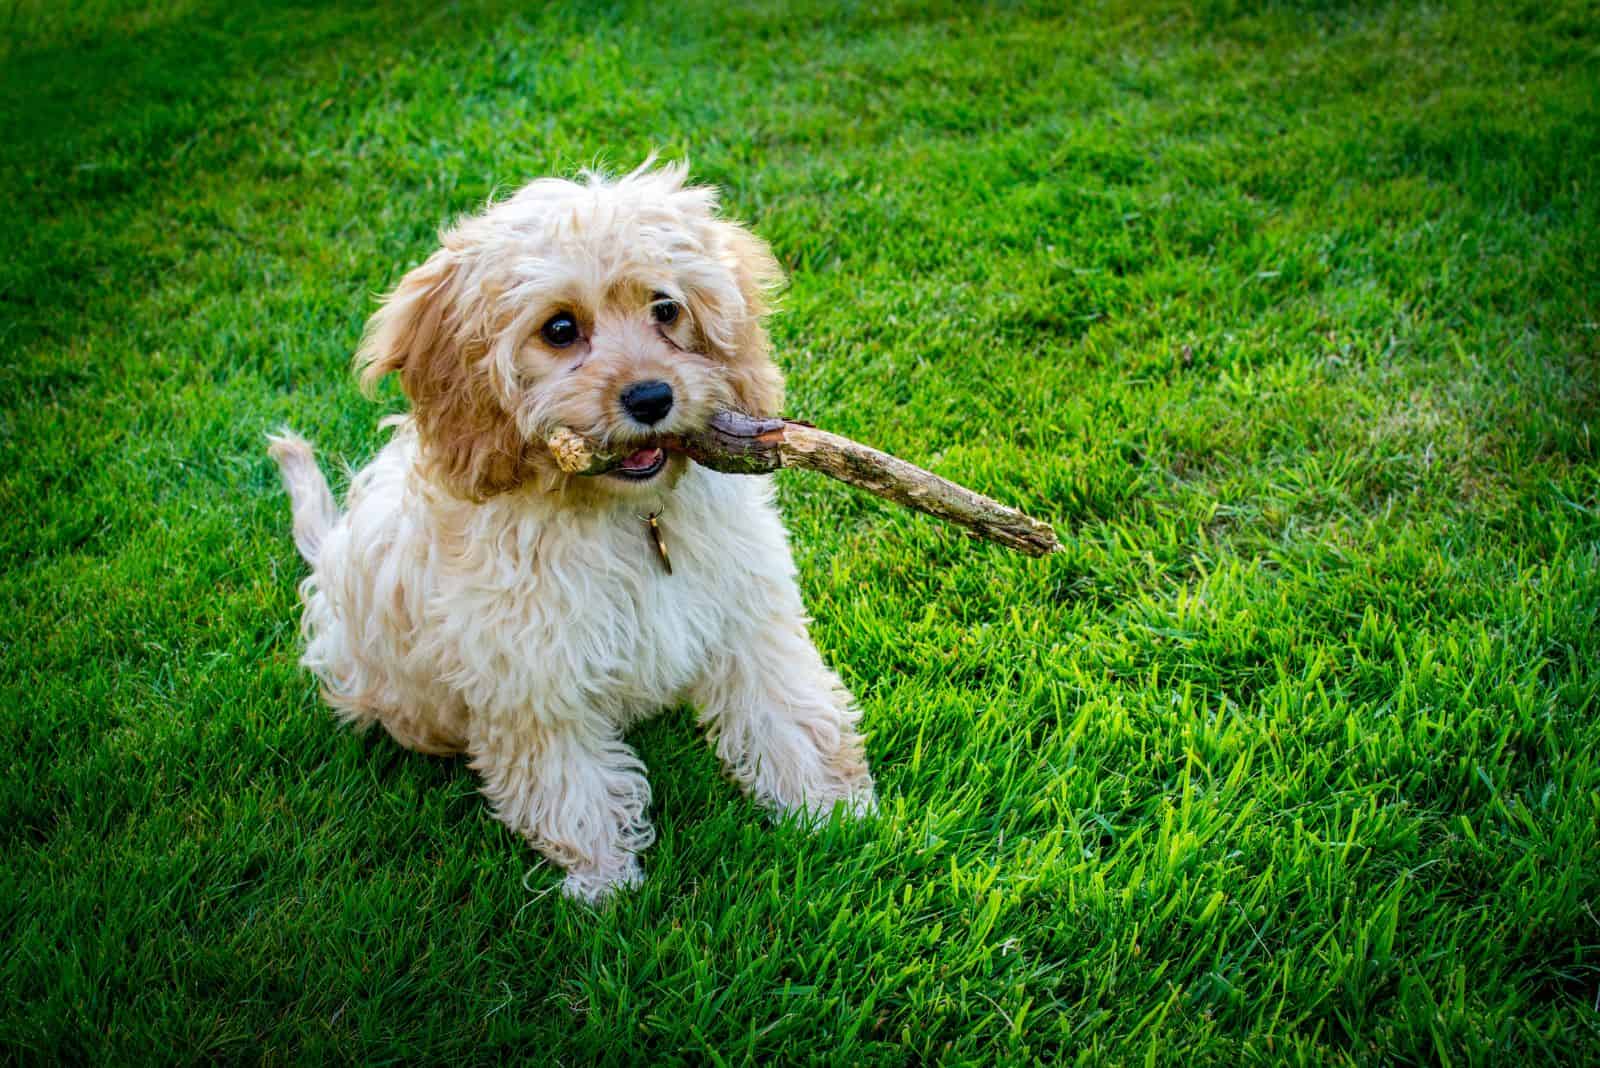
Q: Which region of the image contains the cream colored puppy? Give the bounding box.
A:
[268,163,874,901]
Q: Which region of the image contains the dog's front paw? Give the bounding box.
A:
[835,785,878,820]
[560,855,644,904]
[777,774,878,827]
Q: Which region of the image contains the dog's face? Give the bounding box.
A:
[357,163,785,502]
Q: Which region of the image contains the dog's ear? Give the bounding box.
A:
[355,248,527,500]
[714,221,786,418]
[356,247,457,394]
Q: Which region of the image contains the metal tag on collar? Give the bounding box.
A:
[640,510,672,575]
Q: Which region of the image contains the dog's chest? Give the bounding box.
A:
[563,512,733,703]
[435,475,772,721]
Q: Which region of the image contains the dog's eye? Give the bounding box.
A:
[650,294,680,326]
[541,312,579,348]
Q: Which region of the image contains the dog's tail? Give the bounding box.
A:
[266,428,340,566]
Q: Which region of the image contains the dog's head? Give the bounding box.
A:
[357,162,784,502]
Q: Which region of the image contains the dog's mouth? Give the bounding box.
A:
[608,446,668,481]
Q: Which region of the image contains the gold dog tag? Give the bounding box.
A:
[641,511,672,576]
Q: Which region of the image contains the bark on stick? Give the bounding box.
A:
[547,412,1063,557]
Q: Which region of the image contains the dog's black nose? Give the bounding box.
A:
[620,380,673,425]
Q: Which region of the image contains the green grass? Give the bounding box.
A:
[3,0,1598,1061]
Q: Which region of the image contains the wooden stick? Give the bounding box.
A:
[548,412,1063,557]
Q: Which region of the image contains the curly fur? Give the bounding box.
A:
[269,163,874,901]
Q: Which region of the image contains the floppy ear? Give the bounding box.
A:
[355,249,527,500]
[715,221,786,418]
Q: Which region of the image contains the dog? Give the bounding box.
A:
[268,162,875,901]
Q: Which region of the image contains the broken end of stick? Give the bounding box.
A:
[1000,521,1066,558]
[1036,520,1067,555]
[1026,530,1067,556]
[547,427,600,475]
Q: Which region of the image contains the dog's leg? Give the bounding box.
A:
[692,613,875,820]
[467,719,654,902]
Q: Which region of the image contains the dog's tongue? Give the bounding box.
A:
[620,447,664,472]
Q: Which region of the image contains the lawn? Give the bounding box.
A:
[3,0,1598,1061]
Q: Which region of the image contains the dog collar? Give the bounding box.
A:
[639,510,672,575]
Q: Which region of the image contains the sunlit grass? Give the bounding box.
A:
[2,0,1597,1061]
